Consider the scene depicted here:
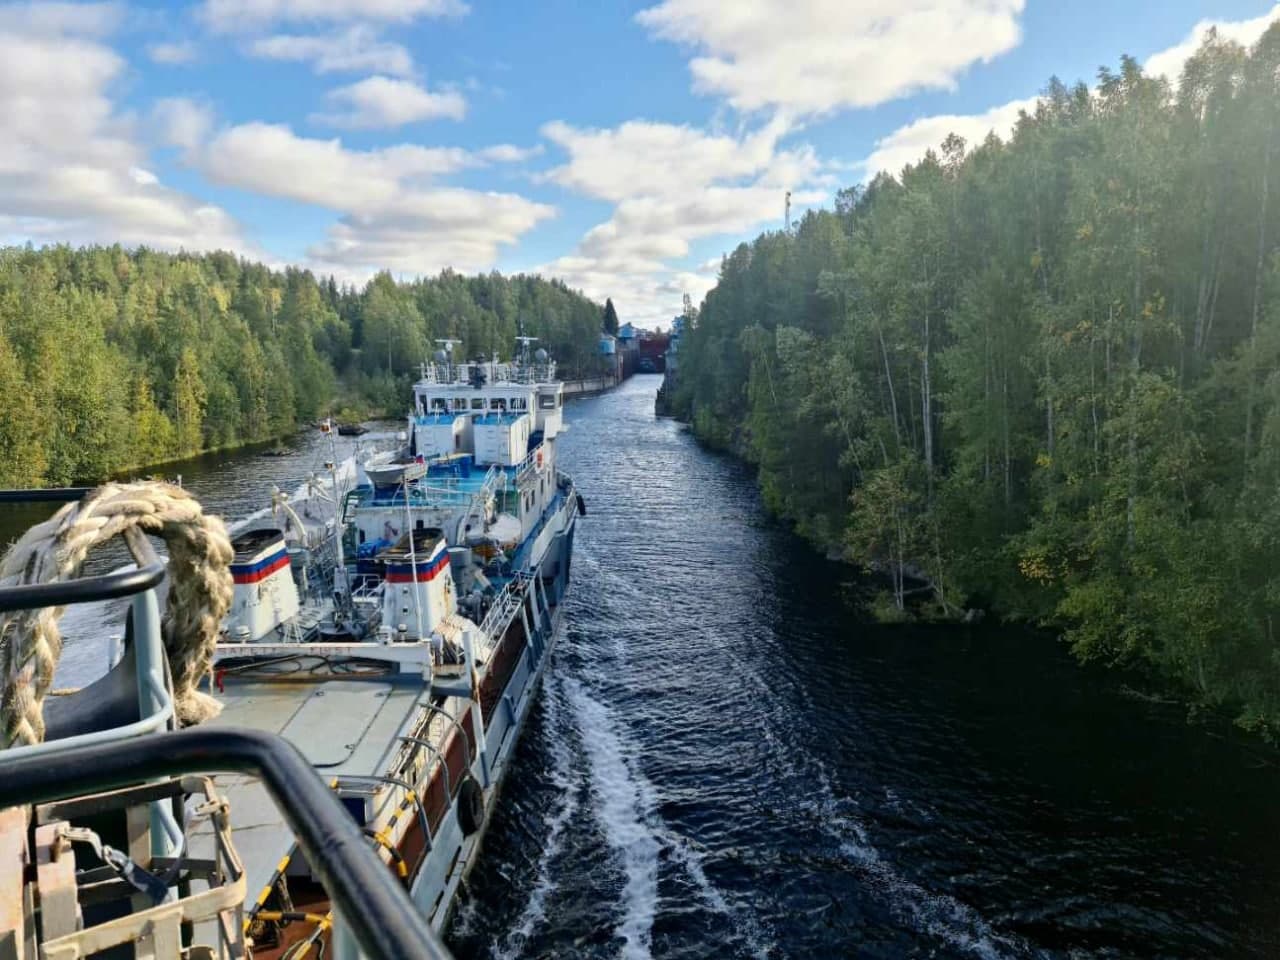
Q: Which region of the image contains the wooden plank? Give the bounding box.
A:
[0,807,29,960]
[34,823,78,942]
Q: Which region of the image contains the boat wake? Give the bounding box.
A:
[555,667,774,960]
[562,674,661,959]
[740,661,1027,960]
[812,765,1024,960]
[492,682,579,960]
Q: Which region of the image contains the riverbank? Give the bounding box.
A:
[672,399,1280,742]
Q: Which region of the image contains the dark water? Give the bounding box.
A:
[445,374,1280,960]
[7,380,1279,957]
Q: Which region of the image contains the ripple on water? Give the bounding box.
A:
[19,381,1275,959]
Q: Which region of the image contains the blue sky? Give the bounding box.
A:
[2,0,1277,327]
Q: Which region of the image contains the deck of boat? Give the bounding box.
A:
[187,677,427,912]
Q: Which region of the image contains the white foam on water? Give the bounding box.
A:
[731,657,1020,959]
[660,831,774,960]
[563,656,776,960]
[494,682,580,960]
[450,895,481,940]
[806,761,1020,960]
[561,675,661,960]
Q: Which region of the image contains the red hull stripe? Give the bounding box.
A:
[384,552,450,583]
[231,550,291,585]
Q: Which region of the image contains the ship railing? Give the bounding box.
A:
[0,488,173,763]
[349,578,382,603]
[512,441,551,485]
[364,481,475,508]
[463,464,501,506]
[477,573,533,645]
[414,360,559,387]
[458,465,502,529]
[0,728,454,960]
[381,698,476,851]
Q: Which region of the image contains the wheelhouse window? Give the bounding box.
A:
[510,397,528,411]
[489,398,505,411]
[471,398,485,410]
[538,394,558,410]
[430,398,447,412]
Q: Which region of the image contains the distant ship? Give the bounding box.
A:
[0,340,583,958]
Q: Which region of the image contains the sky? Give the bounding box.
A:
[2,1,1279,328]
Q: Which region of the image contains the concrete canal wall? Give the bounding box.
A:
[562,375,620,397]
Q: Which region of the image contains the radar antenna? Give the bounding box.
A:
[515,335,538,363]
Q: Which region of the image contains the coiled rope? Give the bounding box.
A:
[0,482,234,749]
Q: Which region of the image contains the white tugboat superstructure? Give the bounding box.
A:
[200,340,582,954]
[0,342,581,960]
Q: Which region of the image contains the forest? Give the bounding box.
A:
[0,246,606,487]
[669,27,1280,737]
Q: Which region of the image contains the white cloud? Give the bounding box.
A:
[201,124,473,204]
[538,117,827,326]
[863,96,1037,178]
[152,98,215,151]
[247,25,414,77]
[312,75,466,128]
[478,143,543,164]
[147,40,197,64]
[202,0,468,31]
[1144,4,1280,80]
[541,115,790,202]
[636,0,1025,116]
[307,187,553,277]
[858,4,1280,182]
[0,14,247,253]
[3,1,122,36]
[186,122,553,274]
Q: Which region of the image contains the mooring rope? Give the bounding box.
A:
[0,481,234,749]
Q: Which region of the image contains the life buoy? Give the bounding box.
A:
[536,448,544,470]
[457,776,485,836]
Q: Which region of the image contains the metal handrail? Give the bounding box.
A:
[0,487,167,613]
[0,726,454,960]
[0,493,176,763]
[330,772,432,869]
[0,562,165,613]
[476,575,529,642]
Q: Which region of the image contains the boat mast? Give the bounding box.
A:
[324,422,353,610]
[402,476,425,643]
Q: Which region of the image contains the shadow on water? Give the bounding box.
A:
[449,374,1280,960]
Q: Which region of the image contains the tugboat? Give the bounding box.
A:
[0,339,582,958]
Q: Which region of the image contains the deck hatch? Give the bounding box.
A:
[279,681,393,767]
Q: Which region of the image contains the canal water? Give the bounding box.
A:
[4,374,1278,957]
[448,374,1280,959]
